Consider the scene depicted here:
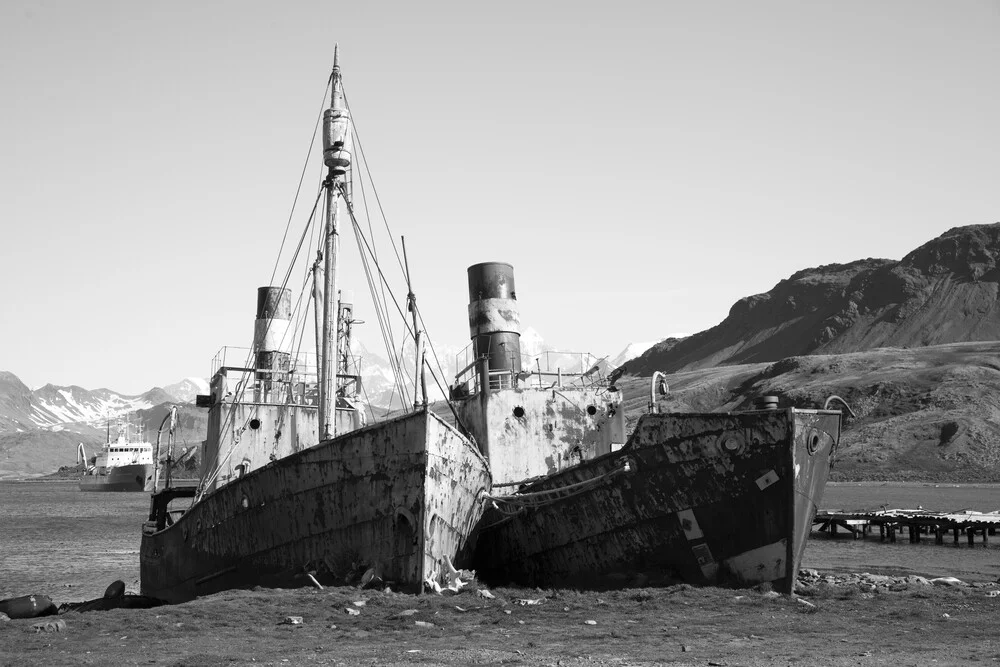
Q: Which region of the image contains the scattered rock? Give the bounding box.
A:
[681,645,692,652]
[345,608,360,616]
[351,600,366,607]
[762,591,780,599]
[942,613,951,619]
[398,609,418,617]
[583,620,597,625]
[930,577,966,587]
[281,616,303,625]
[478,589,496,599]
[414,621,434,628]
[31,619,66,633]
[986,590,1000,598]
[0,613,9,622]
[516,598,544,606]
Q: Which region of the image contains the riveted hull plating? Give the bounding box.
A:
[140,410,490,603]
[473,409,840,593]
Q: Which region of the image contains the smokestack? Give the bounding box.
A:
[254,287,292,390]
[467,262,521,378]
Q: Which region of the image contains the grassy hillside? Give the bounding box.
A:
[618,341,1000,482]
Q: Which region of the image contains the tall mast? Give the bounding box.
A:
[319,45,352,440]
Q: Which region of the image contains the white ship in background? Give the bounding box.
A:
[78,416,154,492]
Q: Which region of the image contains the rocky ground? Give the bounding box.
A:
[2,573,998,666]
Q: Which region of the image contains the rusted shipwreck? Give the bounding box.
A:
[140,48,843,603]
[140,49,490,603]
[449,262,844,594]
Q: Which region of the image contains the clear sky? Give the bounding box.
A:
[1,1,998,394]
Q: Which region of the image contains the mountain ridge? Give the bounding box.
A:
[630,222,1000,375]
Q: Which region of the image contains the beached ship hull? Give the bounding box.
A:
[140,410,490,603]
[473,408,840,593]
[80,463,153,492]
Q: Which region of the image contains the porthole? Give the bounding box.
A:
[513,406,525,418]
[807,431,824,455]
[249,418,261,430]
[241,495,249,509]
[586,405,598,416]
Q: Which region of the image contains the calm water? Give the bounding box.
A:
[1,481,998,603]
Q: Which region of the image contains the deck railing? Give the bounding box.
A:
[452,342,608,398]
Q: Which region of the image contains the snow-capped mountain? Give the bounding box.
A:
[163,377,211,403]
[29,384,174,429]
[607,340,664,370]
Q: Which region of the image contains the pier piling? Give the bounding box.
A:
[813,509,999,549]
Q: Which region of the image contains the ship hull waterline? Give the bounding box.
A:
[140,410,491,604]
[472,408,840,593]
[79,463,153,492]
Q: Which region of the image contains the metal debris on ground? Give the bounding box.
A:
[31,620,67,633]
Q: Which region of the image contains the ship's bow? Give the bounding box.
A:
[784,409,841,591]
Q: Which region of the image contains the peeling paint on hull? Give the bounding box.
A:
[140,410,490,603]
[473,409,840,593]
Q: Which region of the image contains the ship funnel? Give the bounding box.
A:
[467,262,521,382]
[254,287,292,389]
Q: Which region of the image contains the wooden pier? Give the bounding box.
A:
[813,508,1000,545]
